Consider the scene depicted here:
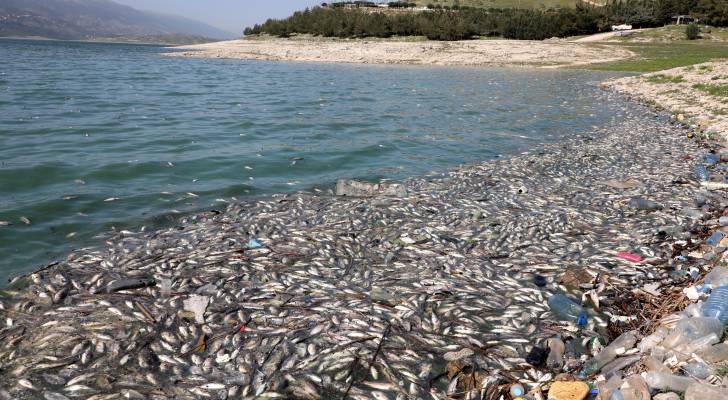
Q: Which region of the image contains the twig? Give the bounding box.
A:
[342,323,391,400]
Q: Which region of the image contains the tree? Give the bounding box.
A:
[686,23,700,39]
[696,0,728,26]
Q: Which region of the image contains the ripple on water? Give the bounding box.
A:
[0,38,631,284]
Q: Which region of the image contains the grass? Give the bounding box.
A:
[617,25,728,42]
[586,42,728,73]
[414,0,602,9]
[645,74,685,84]
[693,83,728,97]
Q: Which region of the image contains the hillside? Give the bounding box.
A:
[415,0,607,8]
[0,0,234,44]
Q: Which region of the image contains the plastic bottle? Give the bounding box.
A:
[698,342,728,363]
[600,354,640,377]
[638,327,668,352]
[683,302,703,318]
[695,164,709,181]
[546,337,565,370]
[684,382,728,400]
[704,267,728,287]
[548,294,587,326]
[644,372,696,392]
[703,154,720,165]
[661,317,723,350]
[596,374,623,400]
[706,231,724,247]
[644,356,671,373]
[703,286,728,324]
[580,331,637,376]
[672,333,720,357]
[683,361,713,379]
[609,389,624,400]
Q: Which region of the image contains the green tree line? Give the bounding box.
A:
[243,0,728,41]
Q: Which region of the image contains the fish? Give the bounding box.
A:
[0,110,712,398]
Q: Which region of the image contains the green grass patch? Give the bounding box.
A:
[586,42,728,73]
[645,74,685,84]
[693,83,728,97]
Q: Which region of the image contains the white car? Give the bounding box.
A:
[612,24,633,31]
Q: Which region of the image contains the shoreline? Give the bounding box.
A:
[0,36,221,47]
[168,36,633,69]
[1,86,723,398]
[605,61,728,141]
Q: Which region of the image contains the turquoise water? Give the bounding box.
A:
[0,39,628,284]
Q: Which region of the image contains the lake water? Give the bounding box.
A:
[0,38,629,284]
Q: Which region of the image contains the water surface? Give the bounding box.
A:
[0,39,629,283]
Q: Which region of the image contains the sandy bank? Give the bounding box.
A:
[169,37,632,68]
[605,61,728,139]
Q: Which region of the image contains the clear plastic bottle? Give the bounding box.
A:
[661,317,723,350]
[672,333,720,358]
[546,337,565,370]
[683,361,713,379]
[698,342,728,363]
[548,294,587,325]
[685,382,728,400]
[580,331,637,376]
[638,327,668,353]
[644,372,696,392]
[705,267,728,287]
[600,355,641,377]
[703,286,728,324]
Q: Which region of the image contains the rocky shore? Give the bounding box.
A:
[168,36,632,68]
[2,91,728,400]
[605,61,728,141]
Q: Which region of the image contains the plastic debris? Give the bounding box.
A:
[706,231,724,246]
[247,239,263,249]
[548,295,587,326]
[695,164,709,181]
[702,286,728,323]
[183,295,209,324]
[616,252,642,262]
[546,337,565,370]
[644,372,696,392]
[580,331,637,376]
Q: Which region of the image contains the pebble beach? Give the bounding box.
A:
[2,83,726,400]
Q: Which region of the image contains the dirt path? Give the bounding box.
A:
[573,29,643,43]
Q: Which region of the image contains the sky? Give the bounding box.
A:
[115,0,323,36]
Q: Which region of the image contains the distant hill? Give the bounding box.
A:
[415,0,608,8]
[0,0,235,44]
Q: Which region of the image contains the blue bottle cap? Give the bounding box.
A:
[576,314,588,326]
